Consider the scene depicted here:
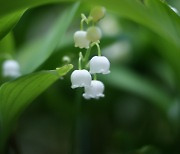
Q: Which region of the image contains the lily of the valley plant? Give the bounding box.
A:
[71,6,110,100]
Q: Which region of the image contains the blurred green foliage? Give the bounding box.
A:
[0,0,180,153]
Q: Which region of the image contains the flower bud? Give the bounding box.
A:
[74,31,90,49]
[71,69,92,89]
[90,6,106,22]
[86,26,102,42]
[89,56,110,74]
[83,80,104,99]
[62,56,71,63]
[2,60,21,78]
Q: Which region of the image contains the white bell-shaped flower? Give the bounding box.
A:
[74,31,90,49]
[89,56,110,74]
[86,26,102,42]
[71,69,92,89]
[2,60,21,78]
[83,80,104,99]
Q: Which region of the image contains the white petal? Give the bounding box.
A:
[83,80,105,99]
[71,70,92,89]
[89,56,110,74]
[2,60,21,78]
[74,31,90,49]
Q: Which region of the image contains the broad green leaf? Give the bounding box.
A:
[88,0,180,47]
[88,0,180,86]
[0,0,179,49]
[16,2,79,75]
[0,0,74,17]
[144,0,180,45]
[0,64,73,152]
[103,66,173,112]
[152,35,180,87]
[0,32,15,55]
[0,10,25,40]
[0,33,15,83]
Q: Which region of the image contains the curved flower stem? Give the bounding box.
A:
[80,19,85,30]
[83,42,101,69]
[78,52,83,70]
[91,41,101,56]
[93,74,97,80]
[80,14,88,30]
[95,43,101,56]
[83,47,91,68]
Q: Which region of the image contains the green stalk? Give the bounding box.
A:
[69,89,82,154]
[94,42,101,56]
[93,74,97,80]
[78,52,83,70]
[83,47,91,68]
[80,14,88,30]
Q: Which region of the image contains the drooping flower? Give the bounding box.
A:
[86,26,102,42]
[74,31,90,49]
[89,56,110,74]
[71,69,92,89]
[83,80,104,99]
[90,6,106,22]
[2,60,21,78]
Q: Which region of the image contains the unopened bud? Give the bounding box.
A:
[90,6,106,22]
[86,26,102,42]
[62,56,71,63]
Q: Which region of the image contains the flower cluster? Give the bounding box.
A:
[71,6,110,100]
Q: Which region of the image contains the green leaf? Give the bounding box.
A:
[88,0,180,86]
[152,35,180,87]
[0,33,16,83]
[0,0,74,17]
[89,0,180,47]
[103,66,173,112]
[0,10,25,40]
[0,64,73,152]
[0,32,15,55]
[16,2,79,75]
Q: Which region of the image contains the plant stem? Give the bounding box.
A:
[83,47,91,68]
[95,43,101,56]
[80,19,85,30]
[91,42,101,56]
[83,42,101,69]
[78,52,83,70]
[69,89,82,154]
[80,14,88,30]
[93,74,97,80]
